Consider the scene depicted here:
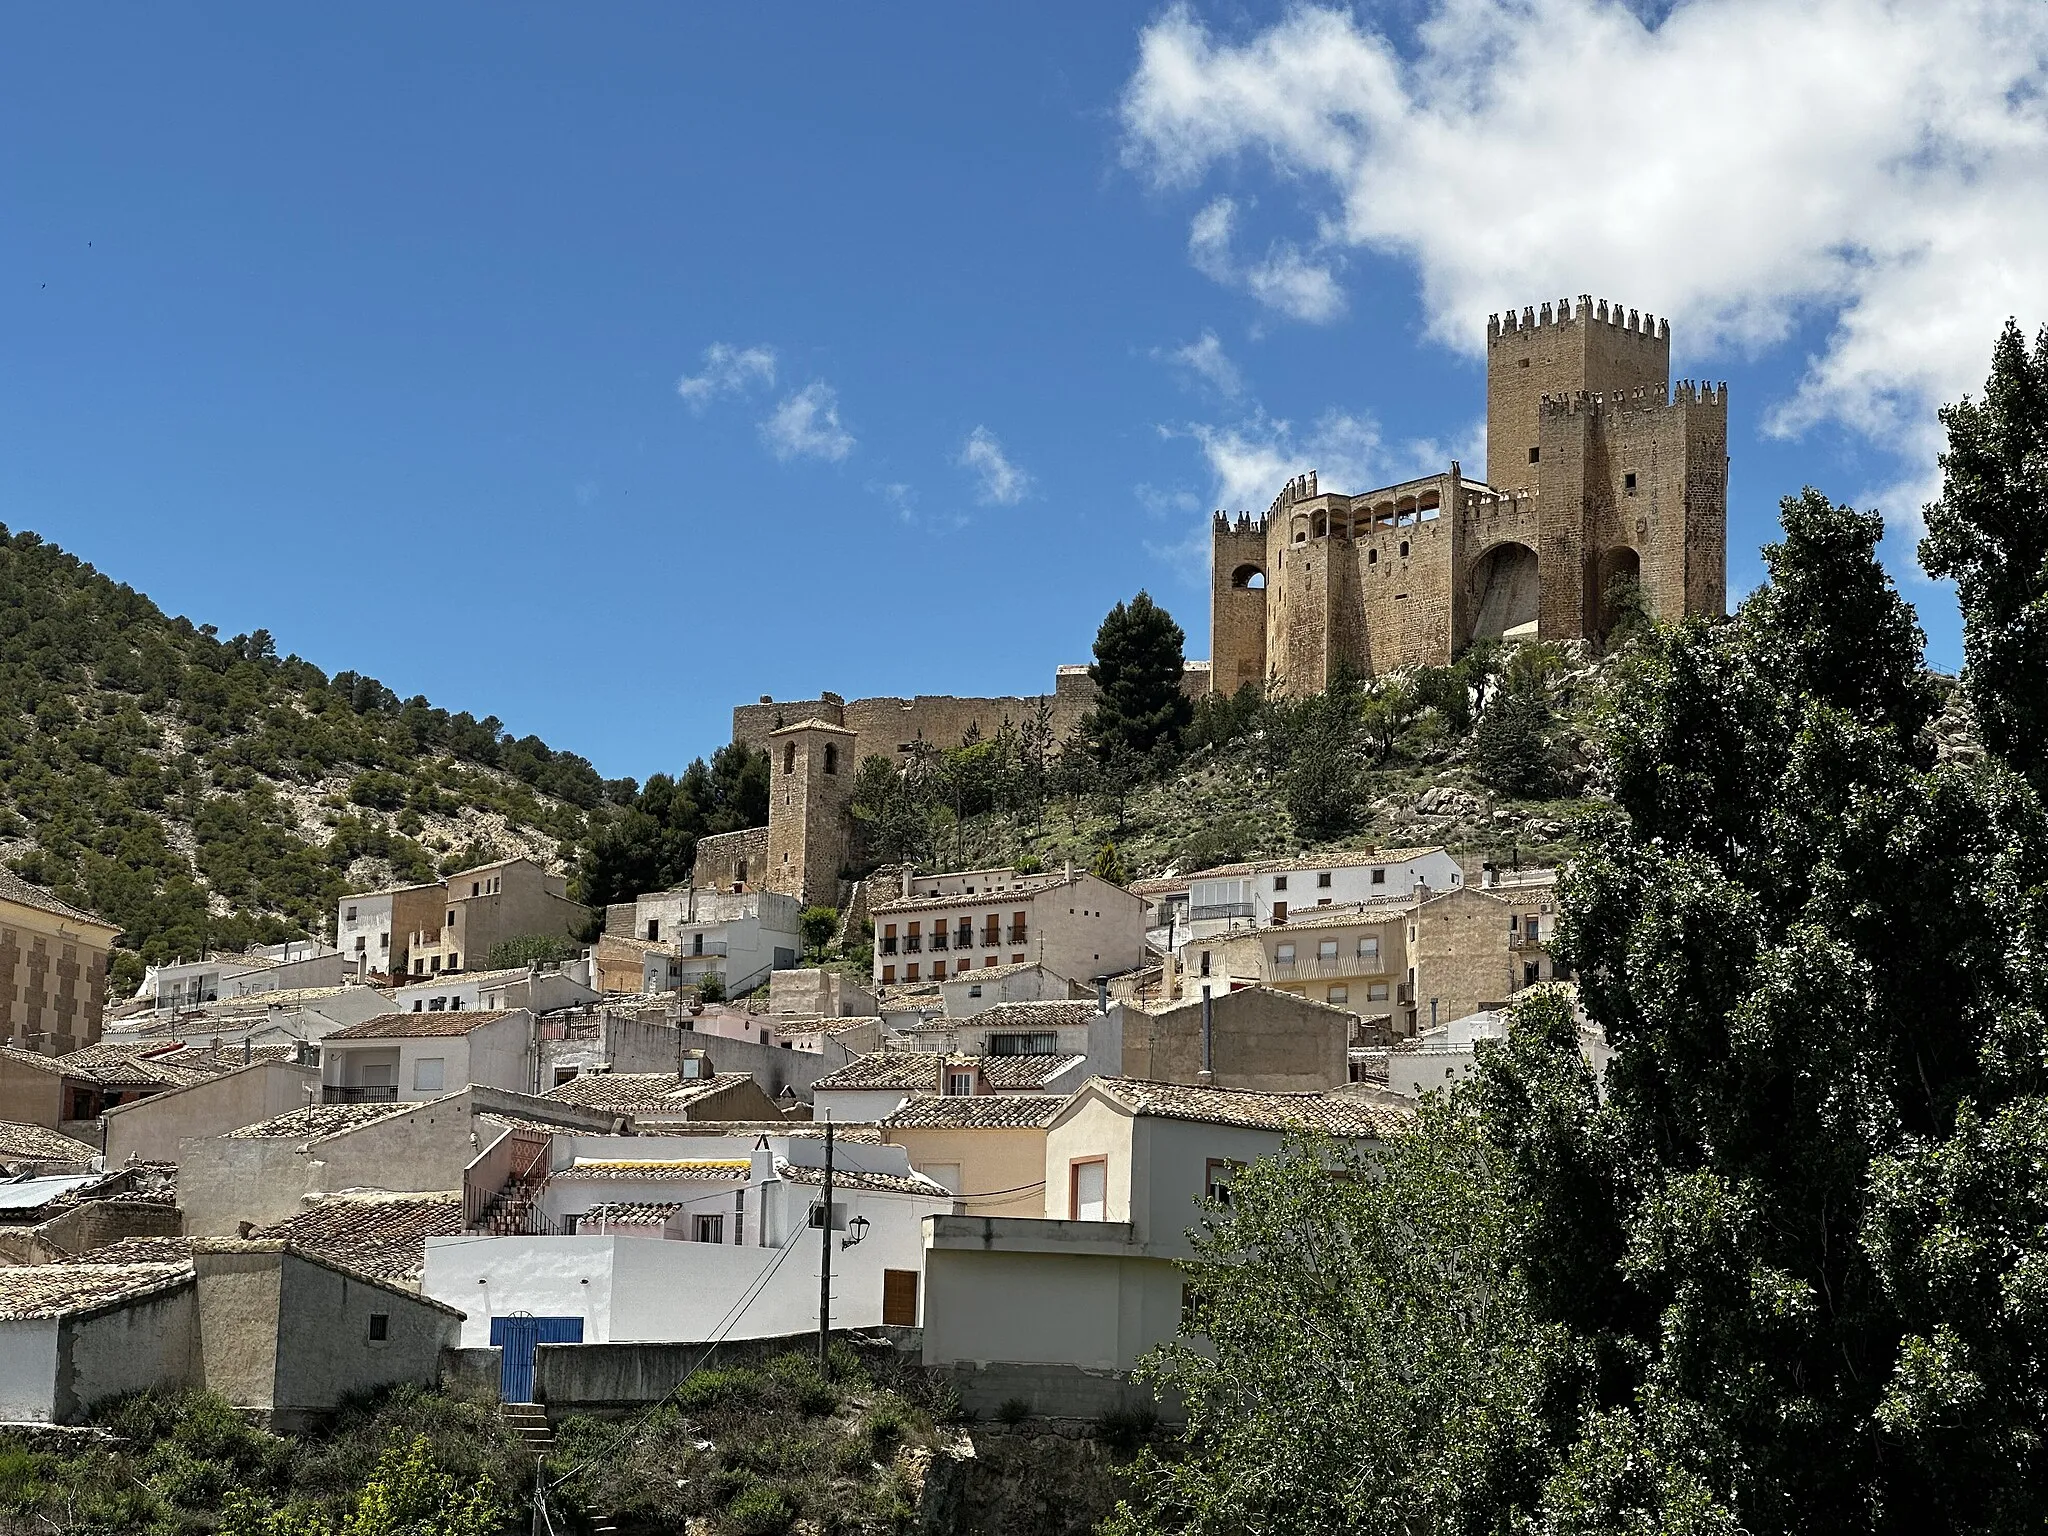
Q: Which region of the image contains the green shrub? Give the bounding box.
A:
[1093,1402,1159,1453]
[724,1481,797,1536]
[696,972,726,1004]
[863,1393,909,1458]
[674,1366,765,1415]
[996,1397,1032,1426]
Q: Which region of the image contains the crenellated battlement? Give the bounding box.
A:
[1489,294,1670,344]
[1213,509,1269,535]
[1538,380,1725,416]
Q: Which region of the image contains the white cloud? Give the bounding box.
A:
[676,342,776,409]
[958,425,1032,505]
[872,480,919,523]
[760,382,855,463]
[1158,329,1244,397]
[1122,0,2048,531]
[1189,409,1388,511]
[1185,195,1344,324]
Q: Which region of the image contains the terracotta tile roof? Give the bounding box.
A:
[400,967,530,991]
[940,961,1050,985]
[634,1121,882,1142]
[579,1202,686,1225]
[971,1001,1099,1031]
[559,1160,752,1182]
[1086,1077,1413,1138]
[0,869,115,931]
[814,1052,1084,1092]
[150,1042,308,1072]
[78,1237,192,1264]
[1156,847,1449,886]
[773,1160,950,1196]
[225,1100,424,1141]
[881,1095,1065,1130]
[326,1010,517,1040]
[0,1262,190,1320]
[542,1073,752,1112]
[5,1046,206,1090]
[871,875,1067,915]
[1257,902,1414,932]
[248,1192,462,1282]
[0,1121,100,1165]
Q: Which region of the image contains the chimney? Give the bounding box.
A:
[1095,977,1108,1014]
[1199,985,1214,1086]
[900,866,913,900]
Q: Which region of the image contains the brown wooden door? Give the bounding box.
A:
[882,1268,919,1327]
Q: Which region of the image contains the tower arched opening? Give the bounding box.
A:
[1230,564,1266,590]
[1467,540,1541,643]
[1596,546,1643,636]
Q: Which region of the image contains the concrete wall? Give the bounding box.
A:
[1043,1098,1137,1223]
[883,1125,1048,1217]
[1120,987,1349,1092]
[0,1319,59,1420]
[270,1252,460,1426]
[104,1061,317,1166]
[59,1283,200,1421]
[190,1246,282,1408]
[0,1058,64,1131]
[921,1242,1180,1380]
[38,1199,184,1257]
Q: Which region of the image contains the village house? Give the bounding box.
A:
[247,1191,465,1289]
[600,887,804,997]
[102,1056,320,1167]
[0,1121,101,1176]
[811,1051,1091,1123]
[767,967,877,1019]
[1119,986,1353,1093]
[178,1085,616,1236]
[0,870,120,1056]
[872,867,1146,990]
[920,1078,1411,1417]
[100,985,395,1054]
[399,857,594,980]
[1195,902,1410,1020]
[0,1164,183,1265]
[881,1094,1064,1217]
[0,1044,208,1144]
[152,941,345,1014]
[539,1006,852,1102]
[1136,846,1464,945]
[937,962,1085,1018]
[540,1067,785,1129]
[891,999,1123,1079]
[318,1009,539,1103]
[0,1241,461,1426]
[392,957,598,1016]
[1384,994,1609,1099]
[419,1131,951,1395]
[335,882,445,983]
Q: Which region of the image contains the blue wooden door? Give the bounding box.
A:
[491,1313,583,1403]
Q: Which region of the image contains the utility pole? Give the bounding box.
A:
[817,1116,835,1375]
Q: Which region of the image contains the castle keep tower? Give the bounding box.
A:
[1209,295,1727,696]
[765,720,857,906]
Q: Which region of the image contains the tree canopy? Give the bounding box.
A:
[1081,591,1192,760]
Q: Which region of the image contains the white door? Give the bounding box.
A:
[1073,1160,1107,1221]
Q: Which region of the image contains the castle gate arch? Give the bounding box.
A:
[1466,540,1541,644]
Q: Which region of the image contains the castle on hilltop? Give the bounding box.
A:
[1211,295,1729,695]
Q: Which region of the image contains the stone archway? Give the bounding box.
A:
[1468,541,1540,642]
[1596,546,1642,636]
[1231,563,1267,590]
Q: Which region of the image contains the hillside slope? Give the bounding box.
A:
[0,524,631,982]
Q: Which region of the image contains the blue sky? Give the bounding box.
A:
[6,3,2040,783]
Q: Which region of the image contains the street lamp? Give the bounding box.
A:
[839,1214,870,1251]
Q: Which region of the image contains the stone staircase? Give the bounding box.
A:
[503,1403,617,1536]
[478,1152,553,1236]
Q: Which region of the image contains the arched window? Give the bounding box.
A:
[1230,564,1266,590]
[823,742,838,775]
[783,742,796,775]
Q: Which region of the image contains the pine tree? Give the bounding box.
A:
[1081,592,1192,761]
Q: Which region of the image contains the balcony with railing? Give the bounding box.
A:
[1006,926,1028,944]
[930,931,949,951]
[904,935,923,953]
[324,1084,398,1104]
[1268,955,1389,981]
[880,937,898,955]
[1189,901,1256,922]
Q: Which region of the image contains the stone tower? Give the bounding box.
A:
[1209,295,1727,696]
[765,720,858,907]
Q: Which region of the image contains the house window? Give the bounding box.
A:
[1399,540,1410,558]
[1273,875,1288,892]
[883,1269,920,1326]
[346,906,358,922]
[1368,982,1390,1001]
[446,911,456,927]
[1624,471,1638,493]
[1529,446,1540,463]
[1368,548,1378,564]
[945,1070,977,1095]
[472,882,481,897]
[447,953,458,971]
[784,742,796,774]
[1371,868,1386,885]
[990,1032,1057,1056]
[695,1214,725,1244]
[415,1058,444,1091]
[1318,940,1338,960]
[354,936,366,953]
[412,1000,423,1011]
[1205,1159,1244,1206]
[1199,950,1211,977]
[823,743,838,775]
[1358,936,1380,959]
[967,985,982,998]
[1275,942,1296,966]
[428,997,446,1012]
[379,933,389,950]
[734,1189,745,1243]
[932,961,946,979]
[368,1314,389,1341]
[1272,902,1288,924]
[1316,873,1331,888]
[1524,961,1541,987]
[906,964,919,982]
[881,965,895,985]
[1071,1158,1108,1221]
[646,919,660,941]
[1328,986,1348,1004]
